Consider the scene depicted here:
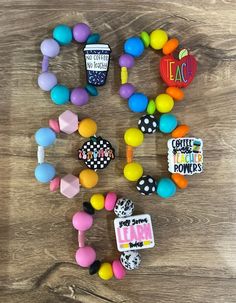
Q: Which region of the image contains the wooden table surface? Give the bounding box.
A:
[0,1,236,302]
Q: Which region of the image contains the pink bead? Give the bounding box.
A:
[72,211,93,231]
[60,174,80,198]
[112,260,126,280]
[49,119,60,133]
[75,246,96,267]
[50,176,61,192]
[58,110,78,134]
[78,230,85,248]
[105,192,117,211]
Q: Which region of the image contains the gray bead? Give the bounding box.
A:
[114,198,134,218]
[120,250,141,270]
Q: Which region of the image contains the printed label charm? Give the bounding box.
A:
[114,214,155,252]
[168,138,203,175]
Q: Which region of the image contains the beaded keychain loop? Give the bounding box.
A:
[72,192,155,280]
[34,110,115,198]
[38,23,111,106]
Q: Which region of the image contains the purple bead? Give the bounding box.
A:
[40,38,60,58]
[119,54,135,68]
[119,83,135,99]
[73,23,91,43]
[70,87,89,106]
[38,72,57,91]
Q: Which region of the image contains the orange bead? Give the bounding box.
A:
[171,174,188,189]
[163,38,179,55]
[79,169,98,189]
[126,145,133,163]
[172,125,190,138]
[78,118,97,138]
[166,87,184,101]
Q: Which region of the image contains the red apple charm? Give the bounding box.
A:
[160,49,197,88]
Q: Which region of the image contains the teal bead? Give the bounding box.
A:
[86,33,100,44]
[156,178,176,198]
[159,114,177,133]
[50,84,70,105]
[85,84,98,96]
[53,24,72,45]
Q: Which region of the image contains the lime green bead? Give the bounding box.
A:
[98,262,113,280]
[140,31,150,48]
[50,84,70,105]
[147,99,156,114]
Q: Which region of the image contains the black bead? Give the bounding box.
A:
[89,260,101,275]
[83,202,95,215]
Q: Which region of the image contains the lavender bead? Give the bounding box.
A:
[73,23,91,43]
[38,72,57,91]
[40,38,60,58]
[119,54,135,68]
[119,83,135,99]
[70,87,89,106]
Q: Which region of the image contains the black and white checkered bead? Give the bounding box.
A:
[136,175,156,196]
[138,115,158,134]
[120,250,141,270]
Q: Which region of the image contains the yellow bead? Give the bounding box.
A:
[124,128,144,147]
[150,29,168,50]
[98,262,113,280]
[155,93,174,113]
[121,67,128,84]
[124,162,143,181]
[90,193,105,210]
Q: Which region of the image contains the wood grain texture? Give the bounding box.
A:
[0,0,236,302]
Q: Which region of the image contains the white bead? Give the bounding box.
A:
[37,146,45,164]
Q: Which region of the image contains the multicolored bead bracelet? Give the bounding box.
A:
[72,192,155,280]
[38,23,111,106]
[34,110,115,197]
[119,29,197,114]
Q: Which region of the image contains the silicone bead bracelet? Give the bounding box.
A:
[34,110,115,198]
[72,192,155,280]
[38,23,111,106]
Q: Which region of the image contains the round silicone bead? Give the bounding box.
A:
[87,33,100,44]
[50,84,70,105]
[124,128,144,147]
[98,262,113,280]
[150,29,168,50]
[124,37,144,58]
[75,246,96,268]
[40,38,60,58]
[89,260,101,275]
[140,31,150,48]
[128,93,148,112]
[35,163,56,183]
[79,169,98,189]
[90,194,105,211]
[166,87,184,101]
[83,202,95,215]
[50,176,61,191]
[72,211,93,231]
[124,162,143,181]
[105,192,117,211]
[112,260,126,280]
[85,84,98,96]
[78,118,97,138]
[38,72,57,91]
[119,83,135,99]
[73,23,91,43]
[156,178,176,198]
[155,93,174,113]
[53,24,72,45]
[70,87,89,106]
[159,114,178,133]
[35,127,56,147]
[49,119,60,133]
[119,54,135,68]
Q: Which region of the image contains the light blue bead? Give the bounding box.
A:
[156,178,176,198]
[128,93,148,112]
[159,114,178,133]
[53,24,72,45]
[35,127,56,147]
[86,33,100,44]
[50,84,70,105]
[85,84,98,96]
[35,163,56,183]
[124,37,144,58]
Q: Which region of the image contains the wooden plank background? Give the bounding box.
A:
[0,0,236,302]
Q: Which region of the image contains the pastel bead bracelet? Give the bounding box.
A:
[72,192,155,280]
[38,23,111,106]
[119,29,197,114]
[34,110,115,198]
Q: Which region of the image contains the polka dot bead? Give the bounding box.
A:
[138,115,158,134]
[136,175,156,196]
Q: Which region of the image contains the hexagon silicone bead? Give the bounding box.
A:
[60,174,80,198]
[58,110,78,134]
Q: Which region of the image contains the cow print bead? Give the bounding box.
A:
[114,198,134,218]
[136,175,156,196]
[138,114,158,134]
[120,250,141,270]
